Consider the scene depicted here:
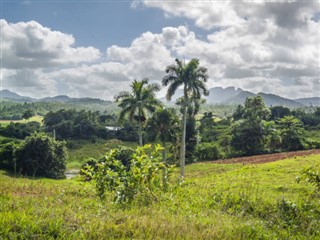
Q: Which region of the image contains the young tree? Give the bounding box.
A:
[231,96,271,155]
[277,116,305,151]
[115,79,162,146]
[15,132,67,179]
[162,58,209,177]
[146,108,179,163]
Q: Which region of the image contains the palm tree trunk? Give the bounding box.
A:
[162,141,166,163]
[180,103,187,178]
[138,118,143,146]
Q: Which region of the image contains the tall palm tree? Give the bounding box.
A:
[114,78,161,146]
[162,58,209,177]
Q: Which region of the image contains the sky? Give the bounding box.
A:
[1,0,319,100]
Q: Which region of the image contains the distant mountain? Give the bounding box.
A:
[0,89,111,105]
[0,89,34,102]
[159,87,311,107]
[222,91,302,108]
[206,86,242,103]
[294,97,320,106]
[1,88,318,108]
[257,93,303,108]
[40,95,71,102]
[222,90,255,105]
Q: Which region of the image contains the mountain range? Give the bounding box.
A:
[0,89,111,105]
[160,86,319,107]
[1,88,319,107]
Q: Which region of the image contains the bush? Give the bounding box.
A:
[15,132,67,179]
[304,138,320,150]
[195,142,225,162]
[82,144,174,205]
[0,121,41,139]
[80,146,134,180]
[0,142,16,170]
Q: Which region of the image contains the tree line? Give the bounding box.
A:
[1,58,320,179]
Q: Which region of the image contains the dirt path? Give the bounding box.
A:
[200,149,320,165]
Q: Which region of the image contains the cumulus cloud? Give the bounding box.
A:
[0,19,101,69]
[2,0,320,99]
[131,0,319,98]
[2,69,57,98]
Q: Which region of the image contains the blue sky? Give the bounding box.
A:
[1,0,319,100]
[3,1,194,50]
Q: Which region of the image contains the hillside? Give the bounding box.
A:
[295,97,320,106]
[1,153,320,239]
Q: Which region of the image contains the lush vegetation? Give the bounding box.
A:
[1,57,320,239]
[0,133,67,179]
[1,154,320,239]
[0,100,117,120]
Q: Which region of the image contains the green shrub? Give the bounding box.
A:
[82,144,174,205]
[80,146,134,180]
[0,142,17,170]
[15,132,67,179]
[304,138,320,149]
[195,142,224,162]
[297,167,320,191]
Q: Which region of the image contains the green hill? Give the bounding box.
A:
[0,153,319,239]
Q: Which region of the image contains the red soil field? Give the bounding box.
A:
[203,149,320,165]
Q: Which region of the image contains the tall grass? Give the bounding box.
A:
[1,154,320,239]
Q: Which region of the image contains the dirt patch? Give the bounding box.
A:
[200,149,320,165]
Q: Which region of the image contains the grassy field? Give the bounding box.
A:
[1,154,320,239]
[0,115,44,127]
[66,139,138,169]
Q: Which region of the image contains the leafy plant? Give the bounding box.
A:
[195,142,224,161]
[297,167,320,191]
[83,144,174,205]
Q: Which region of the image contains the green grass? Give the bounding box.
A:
[0,115,43,127]
[66,139,138,169]
[1,154,320,239]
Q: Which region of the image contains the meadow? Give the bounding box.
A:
[1,153,319,239]
[66,139,138,169]
[0,115,43,127]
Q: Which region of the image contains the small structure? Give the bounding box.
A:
[105,126,121,131]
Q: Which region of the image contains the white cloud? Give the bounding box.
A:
[0,19,101,69]
[134,0,243,30]
[2,0,320,100]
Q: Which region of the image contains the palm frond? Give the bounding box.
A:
[114,91,130,102]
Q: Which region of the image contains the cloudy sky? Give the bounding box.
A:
[1,0,319,100]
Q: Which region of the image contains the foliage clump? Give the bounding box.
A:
[297,167,320,192]
[15,132,67,179]
[83,144,174,205]
[195,142,225,161]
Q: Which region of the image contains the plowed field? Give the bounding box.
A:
[205,149,320,164]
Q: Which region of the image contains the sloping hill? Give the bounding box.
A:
[0,89,34,102]
[257,93,302,108]
[210,149,320,164]
[223,90,255,105]
[295,97,320,106]
[206,86,242,103]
